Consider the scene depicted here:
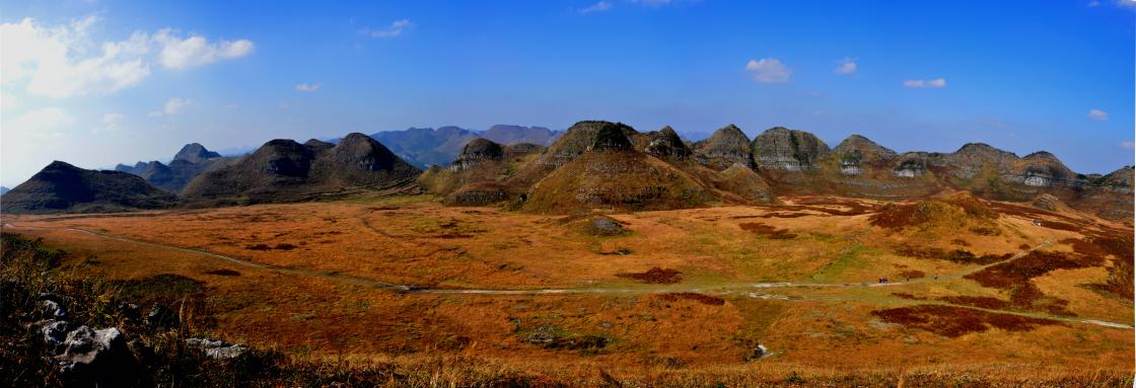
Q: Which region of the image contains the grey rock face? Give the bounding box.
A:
[38,299,67,319]
[185,338,248,360]
[643,126,691,160]
[694,124,753,170]
[40,320,70,350]
[587,216,627,236]
[56,326,128,370]
[832,134,896,176]
[589,124,635,152]
[751,127,830,171]
[451,138,505,171]
[173,143,222,164]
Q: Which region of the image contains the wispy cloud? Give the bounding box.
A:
[295,83,321,92]
[903,78,947,88]
[632,0,674,6]
[153,29,254,70]
[1088,108,1109,121]
[579,1,613,14]
[0,16,253,98]
[745,58,791,83]
[834,57,857,75]
[149,97,190,117]
[1121,140,1134,150]
[363,19,413,38]
[96,112,125,133]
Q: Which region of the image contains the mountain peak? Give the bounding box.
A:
[174,143,221,164]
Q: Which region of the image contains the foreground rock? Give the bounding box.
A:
[185,338,248,360]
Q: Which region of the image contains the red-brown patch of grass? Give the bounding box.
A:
[616,267,682,284]
[897,270,925,280]
[937,296,1010,310]
[891,292,925,300]
[1035,220,1079,232]
[658,292,725,306]
[755,212,810,219]
[964,251,1100,315]
[870,194,997,230]
[738,223,797,239]
[872,305,1059,337]
[1063,234,1134,300]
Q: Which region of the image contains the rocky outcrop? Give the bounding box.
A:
[751,127,830,172]
[1032,193,1061,211]
[893,153,935,178]
[945,143,1018,181]
[589,123,635,152]
[536,121,638,169]
[831,135,896,176]
[694,124,753,170]
[303,138,335,152]
[2,161,177,214]
[642,126,691,160]
[173,143,222,164]
[586,216,627,236]
[1004,152,1076,188]
[523,125,714,213]
[182,133,419,205]
[185,338,248,360]
[116,143,229,193]
[452,138,505,171]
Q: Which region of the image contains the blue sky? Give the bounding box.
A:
[2,0,1133,187]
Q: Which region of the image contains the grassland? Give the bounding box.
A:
[1,194,1132,386]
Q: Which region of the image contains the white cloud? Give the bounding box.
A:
[579,1,613,14]
[0,16,253,98]
[903,78,947,88]
[1117,0,1136,8]
[834,57,857,75]
[1088,109,1109,121]
[150,97,190,116]
[2,17,151,98]
[1088,0,1101,6]
[1121,140,1134,150]
[295,83,321,92]
[5,107,74,140]
[364,19,413,38]
[153,29,254,69]
[745,58,791,83]
[101,112,124,127]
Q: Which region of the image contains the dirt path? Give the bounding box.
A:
[4,223,1131,331]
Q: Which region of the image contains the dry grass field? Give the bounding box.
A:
[2,193,1132,385]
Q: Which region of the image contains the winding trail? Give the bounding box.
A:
[4,222,1131,331]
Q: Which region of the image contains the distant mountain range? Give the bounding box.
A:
[369,124,560,168]
[115,143,233,193]
[2,120,1130,221]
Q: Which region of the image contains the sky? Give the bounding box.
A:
[1,0,1134,187]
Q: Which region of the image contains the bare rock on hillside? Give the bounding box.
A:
[752,127,830,172]
[694,124,753,170]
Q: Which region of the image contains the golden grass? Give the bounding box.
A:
[2,194,1132,382]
